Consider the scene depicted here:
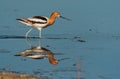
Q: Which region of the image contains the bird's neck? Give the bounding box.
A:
[48,55,57,65]
[47,15,57,26]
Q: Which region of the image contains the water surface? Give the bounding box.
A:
[0,0,120,79]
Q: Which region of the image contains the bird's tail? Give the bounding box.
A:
[16,18,31,26]
[16,19,27,23]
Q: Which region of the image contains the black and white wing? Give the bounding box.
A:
[17,16,49,28]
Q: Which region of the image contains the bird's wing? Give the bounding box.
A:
[28,16,48,24]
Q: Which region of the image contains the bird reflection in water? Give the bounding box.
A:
[15,46,58,65]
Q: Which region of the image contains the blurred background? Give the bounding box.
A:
[0,0,120,79]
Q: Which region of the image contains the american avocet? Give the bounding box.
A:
[16,12,71,40]
[15,46,58,65]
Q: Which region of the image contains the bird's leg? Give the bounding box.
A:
[38,29,42,46]
[39,28,42,39]
[25,28,33,47]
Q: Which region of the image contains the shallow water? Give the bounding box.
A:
[1,0,120,79]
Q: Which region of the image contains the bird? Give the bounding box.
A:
[16,12,71,41]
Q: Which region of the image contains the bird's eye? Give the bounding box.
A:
[57,15,60,17]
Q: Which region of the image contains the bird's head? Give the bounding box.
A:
[51,12,60,18]
[48,55,58,65]
[51,11,71,21]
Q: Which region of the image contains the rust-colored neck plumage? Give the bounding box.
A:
[47,12,60,26]
[48,55,58,65]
